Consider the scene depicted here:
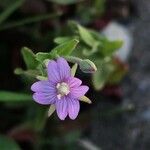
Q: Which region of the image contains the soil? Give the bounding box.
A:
[85,1,150,150]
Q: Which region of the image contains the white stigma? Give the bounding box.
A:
[56,82,70,99]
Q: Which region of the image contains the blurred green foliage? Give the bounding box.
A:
[0,135,21,150]
[0,91,32,102]
[0,0,24,25]
[54,21,123,90]
[0,0,128,149]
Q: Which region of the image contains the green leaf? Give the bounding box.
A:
[0,13,61,31]
[21,47,39,69]
[54,36,75,44]
[89,29,104,41]
[0,0,24,25]
[89,30,123,56]
[14,68,40,78]
[102,40,123,56]
[0,135,21,150]
[82,42,99,56]
[36,52,53,62]
[77,24,96,47]
[30,106,48,132]
[107,60,128,84]
[47,0,79,5]
[93,0,105,16]
[51,39,79,56]
[92,60,115,90]
[0,91,32,102]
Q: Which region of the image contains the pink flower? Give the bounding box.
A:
[31,57,89,120]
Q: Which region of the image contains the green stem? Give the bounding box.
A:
[64,56,82,64]
[0,0,25,25]
[0,13,61,31]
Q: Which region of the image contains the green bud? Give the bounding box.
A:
[79,59,97,73]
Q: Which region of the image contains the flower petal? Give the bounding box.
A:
[68,98,80,120]
[56,97,68,120]
[33,92,56,105]
[31,81,55,93]
[67,77,82,88]
[70,85,89,99]
[57,57,71,81]
[47,60,60,83]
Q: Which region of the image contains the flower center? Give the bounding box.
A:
[56,82,70,99]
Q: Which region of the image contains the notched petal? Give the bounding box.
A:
[33,92,56,105]
[68,98,80,120]
[47,60,60,83]
[56,97,68,120]
[31,80,55,93]
[70,85,89,98]
[57,57,71,80]
[67,77,82,88]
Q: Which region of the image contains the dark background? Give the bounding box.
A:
[0,0,150,150]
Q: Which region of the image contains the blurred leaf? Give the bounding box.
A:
[14,68,40,78]
[47,0,81,5]
[0,91,32,102]
[82,42,99,56]
[92,60,115,90]
[71,63,78,76]
[36,52,53,62]
[14,68,24,75]
[35,39,79,63]
[0,13,61,31]
[36,64,47,77]
[0,135,21,150]
[89,29,103,41]
[89,30,123,56]
[107,59,128,84]
[54,36,75,44]
[68,20,78,31]
[102,40,123,56]
[64,131,81,144]
[32,106,48,132]
[69,22,122,59]
[93,0,105,16]
[51,39,79,56]
[0,0,24,25]
[79,96,92,104]
[77,24,96,47]
[21,47,39,69]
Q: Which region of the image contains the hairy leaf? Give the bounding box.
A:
[0,91,32,102]
[0,0,24,25]
[0,135,21,150]
[77,24,96,47]
[92,60,115,90]
[51,39,79,56]
[21,47,39,69]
